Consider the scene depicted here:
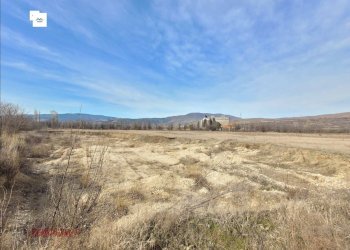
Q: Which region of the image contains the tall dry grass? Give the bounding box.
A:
[22,140,109,249]
[0,133,25,188]
[84,192,350,249]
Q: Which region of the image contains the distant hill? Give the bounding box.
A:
[34,113,116,122]
[32,112,240,125]
[242,112,350,122]
[136,113,240,125]
[235,112,350,133]
[31,112,350,132]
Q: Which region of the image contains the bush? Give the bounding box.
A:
[0,102,32,134]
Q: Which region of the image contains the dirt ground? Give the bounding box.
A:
[3,130,350,249]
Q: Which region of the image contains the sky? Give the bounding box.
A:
[1,0,350,118]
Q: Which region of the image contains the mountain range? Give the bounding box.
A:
[33,112,240,125]
[31,112,350,130]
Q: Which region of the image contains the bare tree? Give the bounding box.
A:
[50,111,59,128]
[0,102,29,134]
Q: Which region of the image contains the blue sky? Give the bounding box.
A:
[1,0,350,118]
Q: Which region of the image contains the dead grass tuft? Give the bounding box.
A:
[286,187,309,200]
[28,144,52,158]
[179,156,199,165]
[127,185,146,201]
[115,197,130,216]
[141,135,176,144]
[110,184,146,218]
[185,165,211,190]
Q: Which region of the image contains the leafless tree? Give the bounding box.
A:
[0,102,30,134]
[50,111,59,128]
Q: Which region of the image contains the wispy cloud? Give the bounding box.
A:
[1,0,349,117]
[1,27,57,56]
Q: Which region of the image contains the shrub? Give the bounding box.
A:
[0,102,32,134]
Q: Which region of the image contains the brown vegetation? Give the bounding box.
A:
[229,114,350,133]
[1,102,349,249]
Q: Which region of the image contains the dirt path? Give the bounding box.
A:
[5,166,49,241]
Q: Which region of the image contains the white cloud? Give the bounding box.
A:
[2,0,350,117]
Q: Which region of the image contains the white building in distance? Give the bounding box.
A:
[199,115,230,128]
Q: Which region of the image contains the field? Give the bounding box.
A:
[1,130,350,249]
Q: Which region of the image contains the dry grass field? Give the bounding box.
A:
[1,129,350,249]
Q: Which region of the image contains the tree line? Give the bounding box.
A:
[1,102,349,133]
